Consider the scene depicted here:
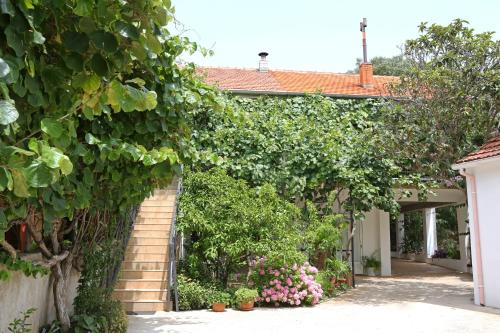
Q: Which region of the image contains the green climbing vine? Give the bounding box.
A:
[0,0,220,331]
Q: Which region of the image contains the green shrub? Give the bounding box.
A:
[7,308,36,333]
[316,271,333,296]
[178,169,302,287]
[208,290,232,305]
[323,258,351,279]
[177,274,213,310]
[74,242,128,333]
[70,315,104,333]
[234,288,258,303]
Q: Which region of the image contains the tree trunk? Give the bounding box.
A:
[52,262,71,332]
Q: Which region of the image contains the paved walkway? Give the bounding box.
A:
[127,259,500,333]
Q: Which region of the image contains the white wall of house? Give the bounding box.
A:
[354,209,391,276]
[461,158,500,308]
[0,266,79,332]
[355,188,467,277]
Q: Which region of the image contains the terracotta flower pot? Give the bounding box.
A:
[239,301,254,311]
[212,303,226,312]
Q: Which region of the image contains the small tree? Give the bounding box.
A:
[178,169,303,286]
[383,19,499,182]
[0,0,218,331]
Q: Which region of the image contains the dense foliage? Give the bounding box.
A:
[190,95,405,215]
[384,19,499,182]
[178,169,303,286]
[0,0,218,330]
[177,274,215,311]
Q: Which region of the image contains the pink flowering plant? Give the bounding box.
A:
[249,257,323,306]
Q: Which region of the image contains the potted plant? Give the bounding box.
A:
[234,287,258,311]
[210,290,231,312]
[362,255,381,276]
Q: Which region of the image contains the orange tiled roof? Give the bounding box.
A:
[456,135,500,164]
[198,67,398,97]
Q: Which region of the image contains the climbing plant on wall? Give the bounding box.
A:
[189,95,408,215]
[0,0,219,331]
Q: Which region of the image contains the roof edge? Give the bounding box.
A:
[452,154,500,170]
[227,89,398,100]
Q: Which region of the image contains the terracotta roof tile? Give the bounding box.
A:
[456,135,500,164]
[198,67,397,97]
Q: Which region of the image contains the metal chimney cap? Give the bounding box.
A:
[258,52,269,58]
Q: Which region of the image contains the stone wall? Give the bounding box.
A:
[0,265,79,332]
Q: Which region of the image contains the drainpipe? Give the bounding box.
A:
[459,169,485,306]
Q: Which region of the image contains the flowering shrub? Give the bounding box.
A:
[250,257,323,306]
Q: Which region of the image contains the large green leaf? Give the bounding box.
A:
[115,21,139,40]
[0,0,15,16]
[11,169,30,198]
[25,161,53,188]
[64,53,84,72]
[74,0,93,16]
[41,118,63,138]
[0,167,13,191]
[62,31,89,54]
[0,58,10,78]
[90,54,109,77]
[0,100,19,125]
[58,156,73,175]
[90,31,118,53]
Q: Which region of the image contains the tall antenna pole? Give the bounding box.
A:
[360,18,368,63]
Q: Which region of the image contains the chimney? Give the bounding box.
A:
[359,18,374,88]
[258,52,269,72]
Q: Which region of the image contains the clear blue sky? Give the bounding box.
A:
[173,0,499,73]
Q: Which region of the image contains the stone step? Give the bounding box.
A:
[113,288,169,301]
[140,197,176,207]
[121,270,169,280]
[153,189,177,196]
[121,261,169,270]
[131,230,169,238]
[124,253,169,262]
[122,300,172,312]
[128,237,169,246]
[139,206,175,213]
[126,245,168,254]
[134,223,171,231]
[137,212,174,219]
[117,279,167,289]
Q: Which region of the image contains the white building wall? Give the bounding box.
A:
[0,267,79,332]
[466,160,500,308]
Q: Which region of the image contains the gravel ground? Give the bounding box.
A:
[127,260,500,333]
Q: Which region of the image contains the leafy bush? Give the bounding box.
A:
[40,321,61,333]
[362,255,381,269]
[178,169,302,286]
[208,290,232,305]
[70,315,104,333]
[177,274,214,311]
[7,308,36,333]
[74,242,128,333]
[323,258,351,280]
[250,257,323,306]
[234,288,258,304]
[303,201,346,267]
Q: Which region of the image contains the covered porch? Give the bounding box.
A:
[353,188,468,276]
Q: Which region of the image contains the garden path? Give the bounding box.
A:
[127,259,500,333]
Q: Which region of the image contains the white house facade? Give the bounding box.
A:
[452,134,500,308]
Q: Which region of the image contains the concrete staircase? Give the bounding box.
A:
[113,180,178,312]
